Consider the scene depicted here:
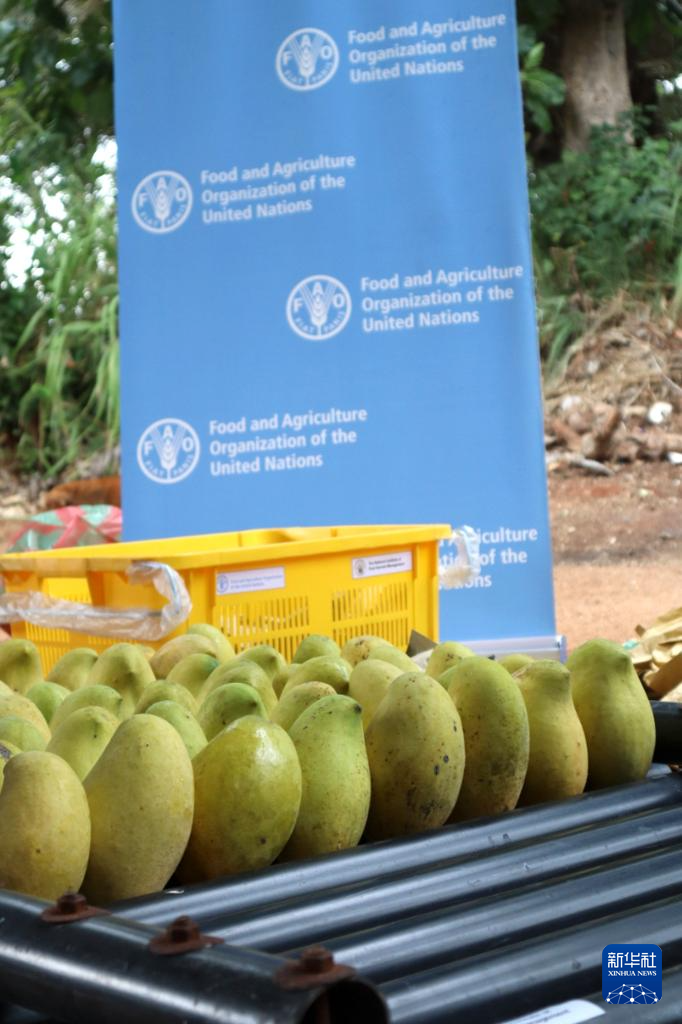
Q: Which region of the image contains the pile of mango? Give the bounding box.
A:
[0,629,655,905]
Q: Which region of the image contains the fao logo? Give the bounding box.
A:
[132,171,192,233]
[276,28,339,91]
[137,419,200,484]
[287,275,351,340]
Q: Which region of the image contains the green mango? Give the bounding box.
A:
[567,638,655,789]
[83,715,194,903]
[426,641,475,680]
[340,635,388,667]
[187,623,235,663]
[26,681,70,725]
[181,716,301,880]
[0,740,21,791]
[0,751,91,900]
[292,635,341,664]
[0,639,42,694]
[281,656,352,697]
[135,680,197,716]
[0,716,47,752]
[236,644,287,683]
[47,648,98,691]
[202,660,276,714]
[365,672,465,840]
[281,695,370,860]
[149,635,217,679]
[446,656,530,821]
[515,660,588,805]
[499,653,535,675]
[271,682,336,732]
[47,706,119,781]
[348,659,402,730]
[198,683,266,741]
[50,684,124,733]
[367,644,415,673]
[88,644,155,717]
[146,701,207,760]
[0,693,51,742]
[166,653,220,702]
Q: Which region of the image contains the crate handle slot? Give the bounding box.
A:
[0,561,191,641]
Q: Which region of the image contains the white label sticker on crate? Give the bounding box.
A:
[216,567,286,595]
[351,551,412,580]
[501,1001,605,1024]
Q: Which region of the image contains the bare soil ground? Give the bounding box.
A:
[549,462,681,649]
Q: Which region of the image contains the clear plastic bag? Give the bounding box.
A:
[0,561,191,641]
[438,526,480,590]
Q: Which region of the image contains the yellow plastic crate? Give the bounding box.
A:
[0,524,450,673]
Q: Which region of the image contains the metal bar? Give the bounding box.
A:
[0,891,387,1024]
[202,804,682,952]
[652,701,682,764]
[304,844,682,982]
[382,894,682,1023]
[113,772,682,926]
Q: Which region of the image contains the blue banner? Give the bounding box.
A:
[113,0,555,643]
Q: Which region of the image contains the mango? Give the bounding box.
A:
[167,653,219,702]
[183,716,301,879]
[0,751,91,899]
[271,681,336,732]
[135,680,197,716]
[188,623,235,663]
[202,660,276,715]
[293,634,341,664]
[146,701,207,760]
[26,681,70,724]
[515,660,588,805]
[83,715,194,902]
[47,706,119,781]
[0,716,47,752]
[281,695,370,859]
[365,672,465,839]
[348,659,402,730]
[341,635,388,667]
[198,683,266,741]
[426,641,475,680]
[567,638,655,789]
[50,684,124,733]
[236,644,287,686]
[281,655,352,697]
[0,740,20,791]
[499,653,535,675]
[0,693,51,742]
[447,656,530,821]
[47,647,98,691]
[0,639,42,694]
[150,635,218,679]
[367,644,415,673]
[88,643,155,716]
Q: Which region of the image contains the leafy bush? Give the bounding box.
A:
[530,114,682,373]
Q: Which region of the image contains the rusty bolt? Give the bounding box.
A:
[148,915,223,956]
[299,946,335,974]
[41,891,108,924]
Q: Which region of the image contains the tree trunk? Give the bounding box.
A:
[560,0,633,151]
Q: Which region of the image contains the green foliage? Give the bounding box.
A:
[518,33,565,135]
[531,113,682,374]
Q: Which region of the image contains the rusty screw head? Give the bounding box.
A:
[55,892,88,916]
[167,916,201,944]
[299,946,335,974]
